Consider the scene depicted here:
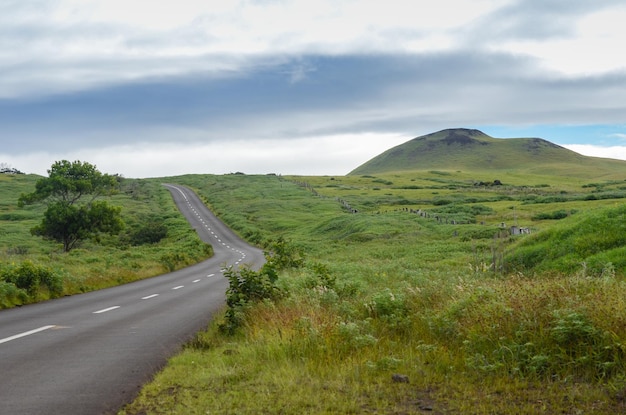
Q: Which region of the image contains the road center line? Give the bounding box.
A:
[0,325,56,345]
[142,294,159,300]
[93,306,120,314]
[172,285,184,290]
[192,279,201,283]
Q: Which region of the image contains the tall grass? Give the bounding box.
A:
[506,204,626,275]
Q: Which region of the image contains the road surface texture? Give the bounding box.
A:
[0,184,265,415]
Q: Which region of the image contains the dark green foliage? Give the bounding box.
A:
[0,260,63,304]
[220,238,303,334]
[264,236,304,270]
[474,180,503,186]
[30,200,123,251]
[219,264,282,335]
[159,252,190,272]
[531,209,573,220]
[432,203,494,223]
[226,266,281,306]
[0,282,28,308]
[18,160,118,206]
[432,198,453,206]
[18,160,124,251]
[128,219,168,245]
[308,262,336,289]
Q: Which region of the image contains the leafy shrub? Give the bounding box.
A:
[302,262,336,290]
[0,260,63,299]
[220,238,303,334]
[159,252,190,272]
[365,289,411,332]
[0,281,28,308]
[432,198,453,206]
[264,237,304,270]
[128,220,168,245]
[531,209,572,220]
[220,264,283,334]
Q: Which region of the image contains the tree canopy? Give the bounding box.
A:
[19,160,124,252]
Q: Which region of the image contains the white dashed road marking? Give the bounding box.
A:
[93,306,120,314]
[0,326,56,345]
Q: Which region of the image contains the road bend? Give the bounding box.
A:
[0,184,265,415]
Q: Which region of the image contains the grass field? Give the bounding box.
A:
[118,171,626,414]
[3,168,626,413]
[0,174,212,305]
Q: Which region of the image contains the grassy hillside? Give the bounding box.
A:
[350,128,626,178]
[119,171,626,414]
[0,173,212,307]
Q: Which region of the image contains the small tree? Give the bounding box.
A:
[19,160,123,252]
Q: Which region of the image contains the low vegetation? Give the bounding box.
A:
[0,173,212,306]
[118,171,626,414]
[4,162,626,413]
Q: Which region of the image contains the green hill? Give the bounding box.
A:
[349,128,626,178]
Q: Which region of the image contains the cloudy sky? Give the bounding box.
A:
[2,0,626,178]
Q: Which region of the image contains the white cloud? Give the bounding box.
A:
[4,0,626,180]
[487,4,626,75]
[1,133,411,178]
[3,0,626,101]
[0,0,509,98]
[561,144,626,161]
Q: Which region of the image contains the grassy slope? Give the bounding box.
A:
[119,171,626,415]
[350,128,626,179]
[0,175,212,305]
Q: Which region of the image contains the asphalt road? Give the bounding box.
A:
[0,184,265,415]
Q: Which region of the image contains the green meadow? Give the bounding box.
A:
[3,166,626,413]
[0,174,211,306]
[123,170,626,414]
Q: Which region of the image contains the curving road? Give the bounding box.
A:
[0,184,265,415]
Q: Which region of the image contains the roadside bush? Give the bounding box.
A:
[220,264,283,334]
[128,220,168,245]
[264,236,304,269]
[220,238,303,334]
[159,252,190,272]
[0,260,63,299]
[0,281,28,308]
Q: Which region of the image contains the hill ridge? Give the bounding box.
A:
[349,128,625,178]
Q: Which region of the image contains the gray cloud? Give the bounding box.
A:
[462,0,626,44]
[2,1,626,177]
[3,50,626,155]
